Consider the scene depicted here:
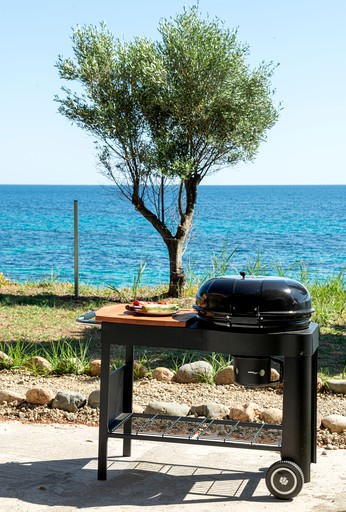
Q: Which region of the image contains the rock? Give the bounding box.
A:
[144,401,190,417]
[23,356,52,374]
[175,361,213,384]
[215,366,234,385]
[190,403,229,419]
[270,368,281,383]
[322,414,346,433]
[317,376,324,392]
[88,390,100,409]
[260,407,283,425]
[229,402,263,422]
[326,380,346,395]
[317,411,322,429]
[26,387,55,405]
[0,389,24,403]
[0,351,13,367]
[52,391,86,412]
[133,361,149,379]
[89,360,102,377]
[152,367,174,382]
[133,404,144,414]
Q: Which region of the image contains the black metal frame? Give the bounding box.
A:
[96,316,318,482]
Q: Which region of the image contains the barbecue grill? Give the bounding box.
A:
[77,275,319,501]
[194,272,314,331]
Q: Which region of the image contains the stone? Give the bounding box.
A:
[270,368,281,383]
[133,361,149,379]
[326,380,346,395]
[0,351,13,367]
[88,389,100,409]
[190,403,229,419]
[89,360,102,377]
[133,404,144,414]
[321,414,346,433]
[152,367,174,382]
[26,387,55,405]
[175,361,214,384]
[317,377,324,392]
[214,366,234,385]
[229,402,263,422]
[144,401,190,417]
[317,411,322,429]
[23,356,52,373]
[0,389,24,403]
[260,407,283,425]
[52,391,86,413]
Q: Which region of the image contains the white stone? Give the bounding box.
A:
[176,361,213,383]
[0,389,24,403]
[144,401,190,417]
[152,367,174,382]
[322,414,346,433]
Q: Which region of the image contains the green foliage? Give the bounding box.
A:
[42,340,91,375]
[55,8,279,183]
[0,340,91,376]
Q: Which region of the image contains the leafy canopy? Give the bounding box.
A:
[55,6,279,189]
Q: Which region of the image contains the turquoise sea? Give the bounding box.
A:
[0,185,345,287]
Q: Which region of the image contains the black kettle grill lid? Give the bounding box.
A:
[194,272,314,316]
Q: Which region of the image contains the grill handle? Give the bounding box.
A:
[76,311,97,324]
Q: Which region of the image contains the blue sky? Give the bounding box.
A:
[1,0,345,185]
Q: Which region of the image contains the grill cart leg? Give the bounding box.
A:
[98,334,111,480]
[123,344,134,457]
[281,354,315,483]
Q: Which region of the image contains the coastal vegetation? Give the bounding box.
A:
[0,257,345,379]
[55,6,279,296]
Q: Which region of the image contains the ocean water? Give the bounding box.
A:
[0,185,345,287]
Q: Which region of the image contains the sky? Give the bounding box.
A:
[1,0,345,186]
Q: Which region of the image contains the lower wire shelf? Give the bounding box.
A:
[108,413,282,451]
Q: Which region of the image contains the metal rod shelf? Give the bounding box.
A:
[108,413,282,451]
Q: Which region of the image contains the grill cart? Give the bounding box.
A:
[77,274,319,500]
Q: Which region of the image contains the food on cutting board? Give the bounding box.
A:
[126,300,179,314]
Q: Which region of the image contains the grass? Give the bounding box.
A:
[0,252,345,378]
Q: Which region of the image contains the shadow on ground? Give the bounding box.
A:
[0,456,274,508]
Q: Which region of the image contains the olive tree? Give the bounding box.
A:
[55,6,279,296]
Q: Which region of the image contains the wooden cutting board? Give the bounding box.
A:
[95,304,196,328]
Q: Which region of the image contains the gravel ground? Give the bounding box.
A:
[0,370,345,449]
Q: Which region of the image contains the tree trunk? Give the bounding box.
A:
[131,175,200,298]
[166,238,186,297]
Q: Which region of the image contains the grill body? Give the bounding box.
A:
[194,273,314,331]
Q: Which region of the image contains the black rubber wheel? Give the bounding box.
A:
[266,460,304,500]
